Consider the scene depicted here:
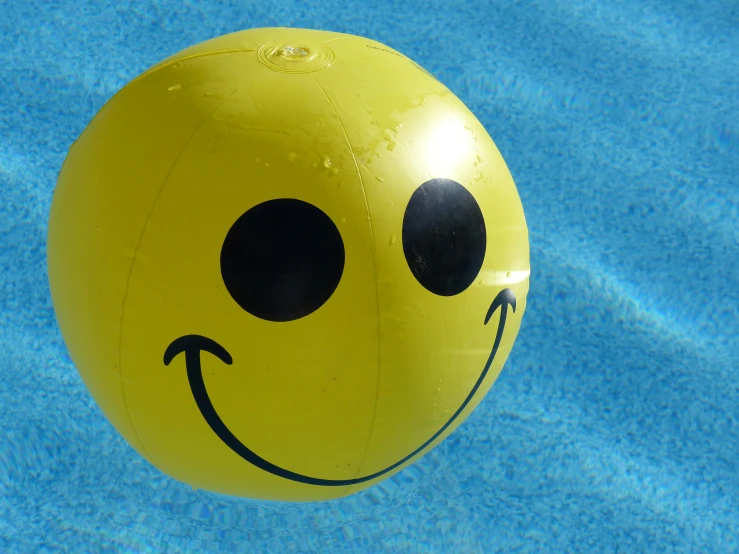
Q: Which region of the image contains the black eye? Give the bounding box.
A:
[402,178,486,296]
[220,199,345,322]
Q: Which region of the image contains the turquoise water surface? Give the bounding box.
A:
[1,0,737,552]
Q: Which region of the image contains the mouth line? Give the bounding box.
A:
[163,288,516,487]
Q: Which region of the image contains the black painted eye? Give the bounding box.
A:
[220,199,345,322]
[402,178,486,296]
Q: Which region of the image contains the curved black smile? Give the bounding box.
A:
[163,288,516,487]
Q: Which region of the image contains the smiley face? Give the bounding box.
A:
[47,27,529,502]
[163,179,517,487]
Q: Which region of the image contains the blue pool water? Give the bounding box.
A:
[1,0,737,552]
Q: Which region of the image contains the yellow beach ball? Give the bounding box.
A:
[47,27,530,502]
